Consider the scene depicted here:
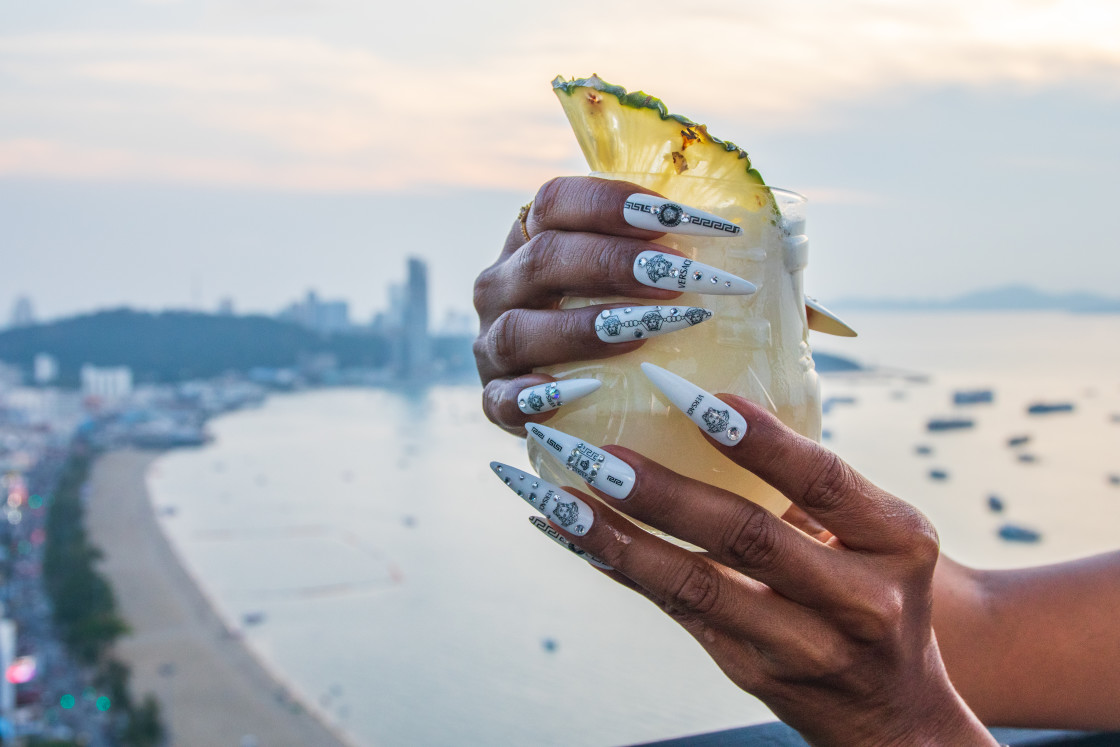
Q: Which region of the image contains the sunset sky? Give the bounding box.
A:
[3,0,1119,323]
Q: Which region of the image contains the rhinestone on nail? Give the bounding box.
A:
[624,307,632,314]
[692,271,702,281]
[724,281,732,287]
[670,269,679,278]
[601,310,610,318]
[711,276,719,284]
[518,398,527,407]
[638,257,648,266]
[727,427,740,441]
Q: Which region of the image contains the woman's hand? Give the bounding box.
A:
[473,176,684,434]
[500,396,996,746]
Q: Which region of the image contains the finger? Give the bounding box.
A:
[593,446,859,609]
[482,230,682,314]
[473,305,644,383]
[568,496,820,645]
[499,177,664,262]
[714,395,937,555]
[482,375,603,434]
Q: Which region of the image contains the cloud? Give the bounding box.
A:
[1,0,1118,191]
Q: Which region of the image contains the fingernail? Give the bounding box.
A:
[805,296,858,337]
[525,423,636,500]
[624,194,742,237]
[517,378,601,415]
[594,305,713,343]
[640,362,748,447]
[528,516,613,570]
[634,251,756,295]
[489,462,594,536]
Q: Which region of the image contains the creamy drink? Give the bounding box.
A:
[527,172,820,517]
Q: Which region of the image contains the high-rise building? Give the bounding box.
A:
[400,257,431,377]
[9,296,34,328]
[278,290,351,335]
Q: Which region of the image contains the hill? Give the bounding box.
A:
[0,309,394,385]
[834,285,1120,313]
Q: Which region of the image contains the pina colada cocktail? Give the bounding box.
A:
[527,173,820,518]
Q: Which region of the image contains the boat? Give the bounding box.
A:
[998,524,1041,543]
[1027,402,1074,415]
[953,389,994,405]
[1007,435,1031,447]
[987,495,1005,512]
[928,469,949,481]
[914,444,933,456]
[927,417,974,432]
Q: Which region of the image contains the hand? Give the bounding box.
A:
[473,176,684,434]
[516,397,997,746]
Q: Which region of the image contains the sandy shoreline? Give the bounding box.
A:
[86,448,352,747]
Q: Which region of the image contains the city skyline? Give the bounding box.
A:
[3,1,1120,323]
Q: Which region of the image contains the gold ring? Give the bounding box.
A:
[518,201,533,242]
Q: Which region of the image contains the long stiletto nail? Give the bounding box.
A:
[633,251,756,295]
[623,194,742,236]
[528,516,613,570]
[805,296,858,337]
[641,362,747,447]
[594,305,713,343]
[489,462,594,535]
[517,378,601,415]
[525,423,636,500]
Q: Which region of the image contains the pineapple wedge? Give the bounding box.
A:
[552,75,766,203]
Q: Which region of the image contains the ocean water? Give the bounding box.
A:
[147,312,1120,746]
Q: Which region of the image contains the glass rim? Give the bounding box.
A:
[588,170,806,203]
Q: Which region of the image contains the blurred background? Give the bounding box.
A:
[1,1,1119,745]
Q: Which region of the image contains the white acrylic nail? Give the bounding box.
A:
[805,296,858,337]
[517,378,601,415]
[623,193,742,237]
[633,251,756,295]
[525,423,636,500]
[527,516,613,570]
[594,305,713,343]
[490,462,594,536]
[641,362,748,447]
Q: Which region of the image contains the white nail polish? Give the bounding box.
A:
[490,462,594,536]
[805,296,858,337]
[524,423,636,500]
[633,251,756,296]
[594,305,713,343]
[517,378,601,415]
[527,516,613,570]
[623,193,742,237]
[640,362,748,447]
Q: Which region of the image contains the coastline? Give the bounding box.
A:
[85,448,354,747]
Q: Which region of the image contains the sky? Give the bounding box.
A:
[2,0,1119,325]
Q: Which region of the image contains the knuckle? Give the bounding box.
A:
[484,309,525,374]
[472,267,498,315]
[798,451,857,513]
[481,380,510,427]
[514,232,557,281]
[662,560,722,620]
[903,512,941,566]
[722,507,782,571]
[532,177,567,228]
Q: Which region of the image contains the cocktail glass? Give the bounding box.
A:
[526,172,821,519]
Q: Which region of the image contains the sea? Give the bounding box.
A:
[146,311,1120,747]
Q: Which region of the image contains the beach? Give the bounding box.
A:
[79,311,1120,746]
[85,449,352,747]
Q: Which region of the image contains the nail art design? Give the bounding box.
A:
[805,296,858,338]
[517,378,601,415]
[641,362,748,447]
[528,516,613,570]
[490,462,594,536]
[634,251,756,295]
[594,305,713,343]
[525,423,636,500]
[623,193,742,236]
